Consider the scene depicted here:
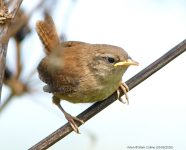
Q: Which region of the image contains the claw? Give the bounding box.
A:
[69,121,79,134]
[65,113,84,134]
[53,96,84,134]
[119,97,126,104]
[74,117,84,124]
[117,83,129,105]
[117,89,120,99]
[121,82,129,92]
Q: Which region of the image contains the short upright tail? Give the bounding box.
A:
[36,16,60,55]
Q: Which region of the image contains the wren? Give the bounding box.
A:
[36,16,139,134]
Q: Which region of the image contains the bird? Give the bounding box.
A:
[36,16,139,134]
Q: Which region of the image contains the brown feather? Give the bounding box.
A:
[36,16,60,55]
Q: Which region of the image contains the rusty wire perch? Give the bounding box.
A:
[29,39,186,150]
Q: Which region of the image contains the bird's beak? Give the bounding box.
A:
[114,59,139,67]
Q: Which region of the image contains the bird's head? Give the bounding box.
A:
[88,44,139,81]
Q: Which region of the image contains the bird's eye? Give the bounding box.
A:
[107,57,115,63]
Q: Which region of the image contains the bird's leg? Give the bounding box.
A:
[52,96,84,134]
[117,82,129,105]
[117,89,126,104]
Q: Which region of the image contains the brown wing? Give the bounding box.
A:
[36,15,60,55]
[37,42,88,93]
[38,56,79,93]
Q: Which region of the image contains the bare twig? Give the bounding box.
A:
[0,0,45,44]
[0,91,13,112]
[0,0,23,103]
[29,40,186,150]
[16,39,21,78]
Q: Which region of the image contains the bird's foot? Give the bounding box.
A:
[53,96,84,134]
[117,83,129,105]
[64,113,84,134]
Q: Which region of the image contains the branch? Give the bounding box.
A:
[0,91,13,112]
[0,0,23,103]
[29,39,186,150]
[0,0,45,44]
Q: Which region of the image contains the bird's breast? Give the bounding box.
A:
[54,73,122,103]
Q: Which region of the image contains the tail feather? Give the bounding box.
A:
[36,16,60,55]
